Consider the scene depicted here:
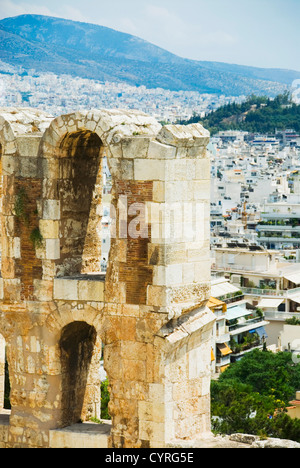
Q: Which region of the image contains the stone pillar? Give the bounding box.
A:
[0,109,56,447]
[104,123,215,448]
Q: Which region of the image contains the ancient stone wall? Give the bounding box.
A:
[0,107,215,448]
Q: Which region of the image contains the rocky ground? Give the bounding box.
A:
[168,432,300,449]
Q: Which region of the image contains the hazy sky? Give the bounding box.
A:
[0,0,299,71]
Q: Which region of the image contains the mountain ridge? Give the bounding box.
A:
[0,14,299,96]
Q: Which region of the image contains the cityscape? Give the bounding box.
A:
[0,60,243,123]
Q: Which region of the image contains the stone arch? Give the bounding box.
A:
[59,321,100,427]
[35,109,162,437]
[40,109,161,177]
[40,298,106,428]
[55,129,104,276]
[39,109,161,280]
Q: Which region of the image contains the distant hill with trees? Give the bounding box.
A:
[180,93,300,135]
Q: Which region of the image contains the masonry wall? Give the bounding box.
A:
[0,108,214,448]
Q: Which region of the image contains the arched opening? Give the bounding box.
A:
[0,333,10,411]
[0,333,4,409]
[59,321,101,427]
[56,130,104,277]
[0,142,2,271]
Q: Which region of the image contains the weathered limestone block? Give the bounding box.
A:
[78,280,105,302]
[45,239,60,260]
[1,236,17,259]
[134,158,166,181]
[0,415,9,448]
[39,158,60,179]
[153,264,183,287]
[0,279,3,300]
[165,159,196,181]
[42,200,60,220]
[19,157,39,178]
[33,280,53,302]
[119,159,134,180]
[16,135,41,158]
[152,181,165,202]
[156,123,210,149]
[39,220,59,239]
[195,158,211,180]
[3,279,21,302]
[49,423,110,448]
[53,278,105,302]
[53,278,79,301]
[2,155,19,176]
[122,136,151,159]
[147,140,176,159]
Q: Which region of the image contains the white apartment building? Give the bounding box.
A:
[257,195,300,250]
[209,276,269,374]
[211,244,300,348]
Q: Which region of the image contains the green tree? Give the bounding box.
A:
[218,349,300,403]
[271,412,300,441]
[211,380,280,436]
[101,379,111,420]
[286,317,300,325]
[211,349,300,441]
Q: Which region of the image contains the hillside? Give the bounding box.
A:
[0,15,300,97]
[180,93,300,134]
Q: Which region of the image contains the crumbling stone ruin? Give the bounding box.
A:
[0,107,215,448]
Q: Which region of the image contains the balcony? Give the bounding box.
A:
[241,287,285,297]
[229,327,268,357]
[261,212,300,220]
[230,341,265,357]
[257,224,300,232]
[228,317,269,334]
[213,264,269,273]
[219,293,245,305]
[258,236,300,243]
[216,355,231,367]
[242,286,300,299]
[264,310,300,321]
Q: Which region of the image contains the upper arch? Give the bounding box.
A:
[39,108,162,164]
